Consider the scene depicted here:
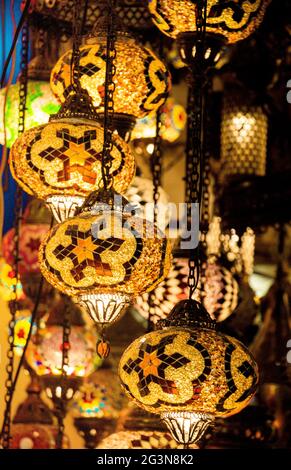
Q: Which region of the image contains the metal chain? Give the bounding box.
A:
[56,298,71,449]
[148,60,164,330]
[71,0,82,92]
[186,0,207,299]
[101,0,117,190]
[1,19,29,449]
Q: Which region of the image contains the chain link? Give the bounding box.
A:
[55,297,71,449]
[147,38,164,331]
[1,19,29,449]
[101,0,117,190]
[185,0,207,298]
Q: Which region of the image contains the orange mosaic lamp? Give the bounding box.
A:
[39,189,172,342]
[50,23,171,141]
[10,92,135,223]
[148,0,269,43]
[119,298,258,446]
[148,0,269,68]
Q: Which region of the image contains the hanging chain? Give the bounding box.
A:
[101,0,117,190]
[71,0,82,92]
[1,19,29,449]
[199,79,212,302]
[148,40,164,330]
[186,0,207,299]
[55,298,71,449]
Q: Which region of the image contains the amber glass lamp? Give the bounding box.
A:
[221,90,268,178]
[135,256,239,324]
[50,19,171,140]
[26,296,96,406]
[119,298,258,446]
[10,92,135,222]
[11,375,56,449]
[39,189,172,338]
[73,363,126,448]
[148,0,269,67]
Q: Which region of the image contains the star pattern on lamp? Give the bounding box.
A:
[39,128,107,186]
[25,237,42,253]
[53,225,125,282]
[123,334,191,397]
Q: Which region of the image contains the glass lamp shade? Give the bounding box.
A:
[148,0,269,43]
[39,204,172,326]
[10,120,135,222]
[50,38,170,120]
[26,325,95,378]
[73,380,124,420]
[10,424,55,449]
[97,430,198,449]
[131,97,186,143]
[73,366,127,448]
[0,80,60,149]
[134,257,239,324]
[221,97,268,178]
[125,176,170,229]
[0,257,24,301]
[2,223,50,275]
[119,309,258,445]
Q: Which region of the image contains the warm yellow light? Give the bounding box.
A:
[50,37,171,119]
[39,200,172,326]
[10,119,135,221]
[221,101,268,177]
[148,0,269,43]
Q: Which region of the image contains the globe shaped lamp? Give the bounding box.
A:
[148,0,269,67]
[2,222,49,276]
[0,80,60,149]
[73,364,127,448]
[119,298,258,446]
[134,256,239,324]
[39,189,172,341]
[50,20,171,140]
[9,92,135,223]
[26,297,96,406]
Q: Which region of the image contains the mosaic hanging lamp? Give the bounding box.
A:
[26,296,96,406]
[10,374,56,449]
[221,86,268,179]
[50,15,171,141]
[73,362,126,448]
[119,298,258,447]
[0,81,60,149]
[0,39,60,149]
[39,189,172,352]
[9,90,135,223]
[134,256,239,324]
[148,0,270,67]
[2,199,54,305]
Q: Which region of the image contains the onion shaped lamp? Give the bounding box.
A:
[148,0,269,68]
[39,189,172,354]
[9,91,135,223]
[50,17,171,140]
[119,298,258,447]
